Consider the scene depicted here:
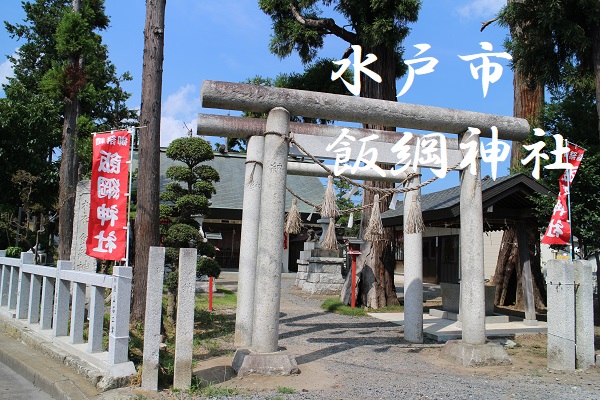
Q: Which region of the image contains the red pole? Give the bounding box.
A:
[351,254,357,308]
[208,276,213,311]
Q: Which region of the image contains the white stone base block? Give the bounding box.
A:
[232,349,300,376]
[441,340,511,367]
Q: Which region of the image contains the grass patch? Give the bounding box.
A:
[276,386,296,394]
[195,286,237,310]
[369,304,404,313]
[321,298,367,316]
[189,376,239,396]
[321,298,404,315]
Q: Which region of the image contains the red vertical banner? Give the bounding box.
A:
[86,130,131,260]
[541,143,584,245]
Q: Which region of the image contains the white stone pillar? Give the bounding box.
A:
[251,107,290,354]
[142,246,166,391]
[459,129,485,345]
[547,259,575,370]
[574,260,595,369]
[403,169,423,343]
[234,134,265,348]
[173,248,197,389]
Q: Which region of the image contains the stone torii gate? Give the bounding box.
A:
[197,80,530,373]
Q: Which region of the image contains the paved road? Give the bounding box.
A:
[0,361,53,400]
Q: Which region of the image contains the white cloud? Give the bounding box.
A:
[456,0,505,20]
[162,84,199,118]
[160,84,200,146]
[160,115,198,147]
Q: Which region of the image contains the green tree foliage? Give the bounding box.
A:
[160,137,221,292]
[334,178,360,237]
[499,0,600,138]
[1,0,135,252]
[497,1,600,256]
[259,0,420,82]
[529,79,600,258]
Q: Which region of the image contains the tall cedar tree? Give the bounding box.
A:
[484,0,546,309]
[500,0,600,139]
[491,0,600,309]
[2,0,134,253]
[56,0,83,260]
[260,0,420,308]
[132,0,166,322]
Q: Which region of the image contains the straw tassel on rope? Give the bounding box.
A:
[405,194,425,234]
[321,217,338,250]
[285,198,303,234]
[364,194,385,242]
[320,175,339,219]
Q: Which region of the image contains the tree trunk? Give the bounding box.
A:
[493,1,546,310]
[493,225,547,308]
[592,23,600,140]
[166,290,175,324]
[353,44,399,309]
[57,0,83,261]
[131,0,166,322]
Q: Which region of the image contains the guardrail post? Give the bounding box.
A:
[16,253,35,319]
[108,266,132,365]
[40,276,55,330]
[28,274,42,324]
[53,260,72,336]
[0,251,8,307]
[7,257,20,311]
[69,282,86,344]
[88,285,105,353]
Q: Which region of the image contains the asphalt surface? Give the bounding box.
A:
[0,361,53,400]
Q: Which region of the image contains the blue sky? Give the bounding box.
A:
[1,0,514,193]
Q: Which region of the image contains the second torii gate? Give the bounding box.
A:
[197,80,530,372]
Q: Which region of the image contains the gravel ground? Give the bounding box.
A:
[116,275,599,400]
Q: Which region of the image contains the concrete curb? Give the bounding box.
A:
[0,314,132,393]
[0,330,99,399]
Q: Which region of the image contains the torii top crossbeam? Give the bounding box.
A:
[201,80,530,141]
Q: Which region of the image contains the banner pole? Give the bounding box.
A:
[566,139,574,260]
[124,127,135,267]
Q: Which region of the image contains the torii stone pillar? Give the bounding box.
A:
[403,169,423,343]
[234,134,265,348]
[441,129,510,366]
[233,107,299,376]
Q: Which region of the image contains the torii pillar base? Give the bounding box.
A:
[232,349,300,377]
[441,340,511,367]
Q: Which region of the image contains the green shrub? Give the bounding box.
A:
[197,240,216,257]
[196,257,220,279]
[5,247,21,258]
[164,270,178,294]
